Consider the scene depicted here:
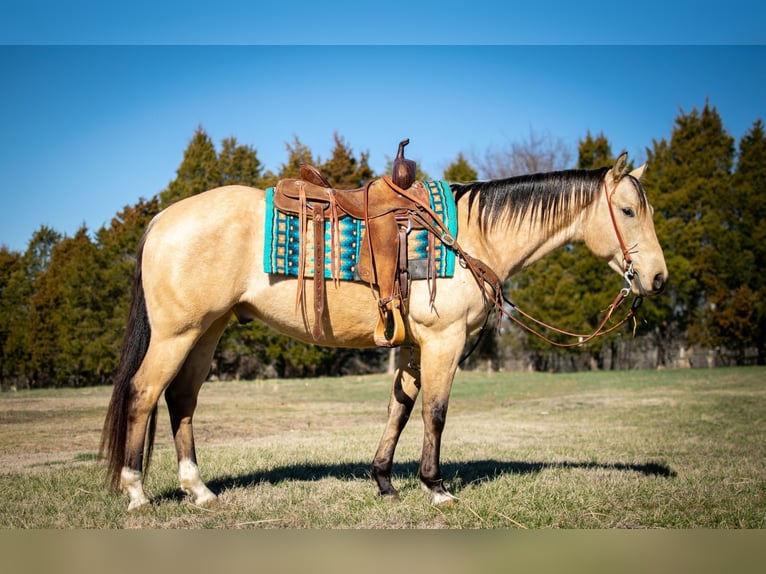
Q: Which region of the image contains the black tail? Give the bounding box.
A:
[99,235,156,490]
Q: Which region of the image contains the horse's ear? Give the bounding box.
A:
[630,163,647,180]
[611,152,629,181]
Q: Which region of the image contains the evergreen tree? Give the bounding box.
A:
[0,247,19,291]
[643,102,736,365]
[737,120,766,363]
[0,227,61,387]
[27,227,102,386]
[707,119,766,363]
[0,247,21,386]
[318,132,375,188]
[279,135,317,179]
[218,136,265,187]
[159,127,221,207]
[443,153,478,182]
[578,131,614,170]
[96,196,160,261]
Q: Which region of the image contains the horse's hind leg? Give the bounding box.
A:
[164,314,231,507]
[371,347,421,499]
[121,332,200,511]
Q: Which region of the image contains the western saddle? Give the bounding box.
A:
[273,139,451,347]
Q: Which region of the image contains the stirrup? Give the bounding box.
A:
[374,300,406,347]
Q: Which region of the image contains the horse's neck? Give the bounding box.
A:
[458,197,588,281]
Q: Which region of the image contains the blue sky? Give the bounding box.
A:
[1,2,765,252]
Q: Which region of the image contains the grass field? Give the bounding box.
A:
[0,367,764,529]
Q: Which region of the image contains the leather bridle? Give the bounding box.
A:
[604,177,638,291]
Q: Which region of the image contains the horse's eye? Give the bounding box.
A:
[622,207,635,218]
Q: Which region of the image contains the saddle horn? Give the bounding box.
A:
[392,139,417,189]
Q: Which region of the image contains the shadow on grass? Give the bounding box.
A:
[156,458,676,502]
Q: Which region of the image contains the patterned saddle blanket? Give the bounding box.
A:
[263,180,458,281]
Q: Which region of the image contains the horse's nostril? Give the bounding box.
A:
[653,273,665,293]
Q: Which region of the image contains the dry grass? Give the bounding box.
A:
[1,367,765,528]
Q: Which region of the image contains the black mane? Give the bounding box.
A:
[450,168,614,233]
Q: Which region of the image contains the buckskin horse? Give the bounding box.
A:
[101,151,668,511]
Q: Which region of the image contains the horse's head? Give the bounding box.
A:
[584,152,668,297]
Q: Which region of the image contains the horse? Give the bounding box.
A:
[100,152,668,511]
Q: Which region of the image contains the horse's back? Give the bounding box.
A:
[149,185,265,240]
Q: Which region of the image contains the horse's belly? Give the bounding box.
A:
[241,271,486,349]
[240,277,383,347]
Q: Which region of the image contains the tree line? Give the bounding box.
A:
[1,103,764,388]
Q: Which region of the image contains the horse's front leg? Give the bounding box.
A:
[371,346,421,499]
[417,336,463,505]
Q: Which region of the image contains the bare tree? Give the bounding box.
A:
[472,129,573,178]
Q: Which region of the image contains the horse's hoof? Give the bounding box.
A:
[126,498,151,512]
[432,491,458,507]
[191,492,219,509]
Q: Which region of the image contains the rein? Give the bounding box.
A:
[381,175,643,350]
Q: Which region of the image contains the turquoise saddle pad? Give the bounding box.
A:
[264,180,457,281]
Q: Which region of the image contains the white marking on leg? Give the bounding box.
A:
[179,459,217,506]
[421,482,457,506]
[432,491,457,506]
[121,467,150,511]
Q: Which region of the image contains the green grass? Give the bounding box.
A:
[1,367,764,528]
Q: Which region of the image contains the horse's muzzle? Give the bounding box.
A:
[632,269,667,297]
